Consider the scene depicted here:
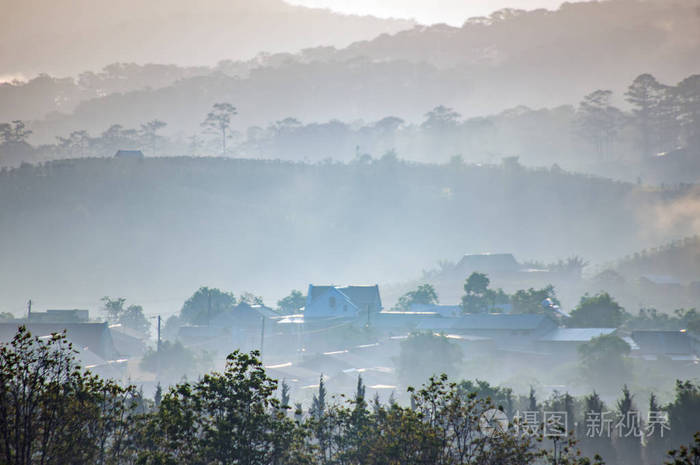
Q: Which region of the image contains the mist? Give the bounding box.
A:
[1,1,700,464]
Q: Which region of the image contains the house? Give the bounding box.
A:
[305,285,382,320]
[29,308,90,323]
[535,328,617,358]
[177,302,280,352]
[432,314,559,352]
[455,253,523,275]
[630,330,699,362]
[409,303,462,318]
[0,322,123,368]
[114,150,144,159]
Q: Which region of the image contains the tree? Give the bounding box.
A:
[139,119,167,156]
[180,286,236,325]
[668,432,700,465]
[397,332,463,387]
[567,292,626,328]
[461,272,504,313]
[614,385,642,465]
[458,379,515,416]
[395,283,439,310]
[510,285,559,315]
[239,291,264,305]
[0,120,32,144]
[100,296,150,336]
[136,350,304,465]
[139,340,210,383]
[56,130,91,157]
[277,290,306,314]
[578,334,631,390]
[667,380,700,451]
[575,90,625,160]
[676,75,700,150]
[421,105,461,130]
[201,102,237,156]
[625,73,668,158]
[0,326,138,465]
[579,391,616,464]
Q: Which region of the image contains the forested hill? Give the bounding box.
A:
[8,0,699,144]
[0,157,695,313]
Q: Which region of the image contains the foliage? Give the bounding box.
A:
[277,289,306,314]
[457,379,515,416]
[568,292,627,328]
[578,334,631,390]
[201,102,237,155]
[510,285,559,315]
[668,432,700,465]
[180,286,237,325]
[397,332,463,388]
[136,350,307,465]
[101,296,150,335]
[239,291,265,305]
[0,326,139,465]
[615,385,642,465]
[394,283,439,311]
[139,340,211,382]
[666,380,700,451]
[626,308,700,331]
[461,272,507,313]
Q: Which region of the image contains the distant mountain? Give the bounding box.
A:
[7,0,696,148]
[0,0,413,78]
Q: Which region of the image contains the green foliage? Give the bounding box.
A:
[277,289,306,314]
[667,432,700,465]
[180,286,236,325]
[136,350,306,465]
[461,272,507,313]
[395,283,439,310]
[510,285,559,315]
[568,292,627,328]
[139,340,211,382]
[0,326,139,465]
[239,291,265,305]
[615,385,642,465]
[101,296,150,335]
[667,380,700,451]
[578,334,631,389]
[0,311,14,320]
[397,332,463,387]
[201,102,237,155]
[458,379,515,416]
[626,307,700,331]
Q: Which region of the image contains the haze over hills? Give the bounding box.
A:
[3,0,698,152]
[0,0,413,78]
[1,156,697,316]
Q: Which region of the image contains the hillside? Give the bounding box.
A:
[7,0,698,147]
[0,0,413,78]
[0,156,695,315]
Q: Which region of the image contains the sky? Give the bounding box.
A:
[286,0,568,26]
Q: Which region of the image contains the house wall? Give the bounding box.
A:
[305,288,359,319]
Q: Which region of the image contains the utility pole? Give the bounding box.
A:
[207,290,212,326]
[260,316,265,359]
[27,299,32,321]
[157,315,162,353]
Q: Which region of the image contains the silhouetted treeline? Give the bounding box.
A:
[2,72,698,183]
[2,327,699,465]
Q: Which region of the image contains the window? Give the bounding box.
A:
[329,296,336,308]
